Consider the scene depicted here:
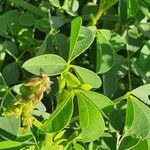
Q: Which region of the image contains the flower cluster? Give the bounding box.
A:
[3,71,51,132]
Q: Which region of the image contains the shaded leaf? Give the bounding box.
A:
[0,73,6,87]
[2,62,20,85]
[96,30,115,74]
[100,30,125,51]
[103,55,127,98]
[127,0,139,18]
[8,0,46,17]
[3,41,18,56]
[56,33,69,60]
[118,136,140,150]
[18,12,35,27]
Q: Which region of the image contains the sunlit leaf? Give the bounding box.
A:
[40,94,74,133]
[73,65,101,88]
[77,93,105,142]
[23,54,67,76]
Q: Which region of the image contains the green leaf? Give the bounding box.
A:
[49,0,60,7]
[131,139,149,150]
[77,93,105,142]
[127,0,139,18]
[131,84,150,105]
[79,90,114,113]
[69,17,82,61]
[3,41,18,56]
[125,96,150,139]
[71,26,96,61]
[118,136,140,150]
[125,99,134,128]
[0,141,24,150]
[0,10,20,36]
[139,41,150,68]
[51,15,67,29]
[96,30,115,74]
[62,0,79,16]
[0,116,20,140]
[18,12,35,27]
[100,0,117,13]
[35,19,50,33]
[2,62,20,85]
[73,143,85,150]
[103,55,127,98]
[73,65,101,88]
[118,0,128,25]
[0,44,6,69]
[23,54,67,76]
[8,0,46,17]
[69,17,95,61]
[2,91,16,109]
[0,73,6,87]
[62,71,80,88]
[127,27,144,57]
[56,33,69,60]
[40,94,74,133]
[100,30,125,51]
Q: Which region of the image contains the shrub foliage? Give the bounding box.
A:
[0,0,149,149]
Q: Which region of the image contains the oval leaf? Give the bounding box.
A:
[69,26,95,61]
[73,65,101,88]
[132,84,150,105]
[125,96,150,139]
[100,29,125,51]
[23,54,67,76]
[0,141,23,150]
[2,62,20,85]
[0,116,20,140]
[40,94,74,133]
[96,30,115,74]
[69,17,82,61]
[80,90,114,113]
[77,93,105,142]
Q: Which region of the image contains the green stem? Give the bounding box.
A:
[90,0,104,26]
[113,92,131,104]
[93,9,103,25]
[116,132,121,150]
[32,117,43,128]
[45,133,54,148]
[63,0,67,6]
[126,28,132,91]
[127,57,132,91]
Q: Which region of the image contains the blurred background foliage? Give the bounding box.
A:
[0,0,149,149]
